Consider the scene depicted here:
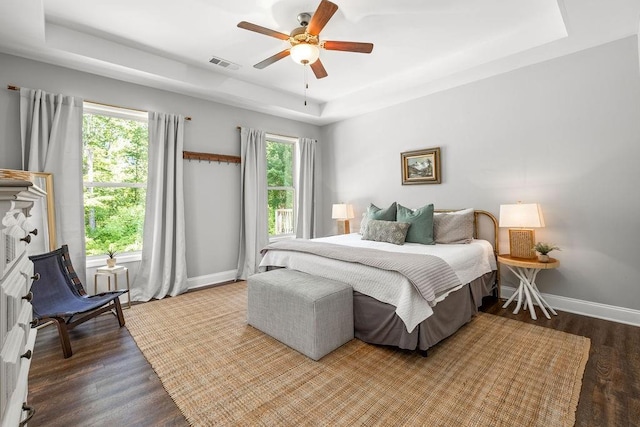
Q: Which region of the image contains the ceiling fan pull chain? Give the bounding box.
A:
[304,64,309,106]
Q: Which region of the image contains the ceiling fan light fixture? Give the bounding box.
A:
[290,43,320,65]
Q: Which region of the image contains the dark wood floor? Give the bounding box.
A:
[28,309,188,427]
[27,291,640,426]
[483,299,640,427]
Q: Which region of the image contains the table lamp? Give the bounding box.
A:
[499,203,545,259]
[332,203,355,234]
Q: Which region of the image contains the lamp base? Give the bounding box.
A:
[508,229,536,259]
[337,219,351,235]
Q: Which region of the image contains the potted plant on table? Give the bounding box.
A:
[106,245,118,268]
[532,242,560,263]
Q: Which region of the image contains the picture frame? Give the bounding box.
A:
[401,147,441,185]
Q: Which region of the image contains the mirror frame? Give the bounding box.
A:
[31,172,57,251]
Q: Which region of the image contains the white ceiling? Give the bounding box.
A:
[1,0,639,125]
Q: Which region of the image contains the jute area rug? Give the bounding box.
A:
[125,282,590,427]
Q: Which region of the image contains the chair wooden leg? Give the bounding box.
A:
[114,298,125,327]
[51,317,73,359]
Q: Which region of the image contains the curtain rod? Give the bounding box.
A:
[7,85,192,121]
[236,126,298,140]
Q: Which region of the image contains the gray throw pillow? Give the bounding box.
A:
[359,212,370,235]
[397,203,435,245]
[362,219,410,245]
[433,208,474,244]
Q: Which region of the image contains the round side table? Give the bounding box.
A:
[498,254,559,320]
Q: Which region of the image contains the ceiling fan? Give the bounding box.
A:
[237,0,373,79]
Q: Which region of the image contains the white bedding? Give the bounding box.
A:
[259,234,497,333]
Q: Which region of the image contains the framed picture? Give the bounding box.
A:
[401,147,441,185]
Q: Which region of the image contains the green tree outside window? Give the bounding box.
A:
[266,140,295,236]
[82,112,148,256]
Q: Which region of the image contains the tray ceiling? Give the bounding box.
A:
[0,0,638,124]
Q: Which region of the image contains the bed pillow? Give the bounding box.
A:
[362,219,410,245]
[396,203,435,245]
[433,208,474,244]
[359,202,398,234]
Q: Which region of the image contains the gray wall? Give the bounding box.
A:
[0,53,321,279]
[3,35,640,312]
[320,36,640,311]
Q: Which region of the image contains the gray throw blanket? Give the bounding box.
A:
[261,240,461,304]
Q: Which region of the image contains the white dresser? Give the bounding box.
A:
[1,179,43,427]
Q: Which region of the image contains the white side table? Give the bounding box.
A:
[498,254,560,320]
[94,265,131,308]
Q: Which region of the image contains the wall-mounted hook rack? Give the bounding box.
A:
[182,151,241,164]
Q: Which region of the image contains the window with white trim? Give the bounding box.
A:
[82,102,148,256]
[266,134,296,238]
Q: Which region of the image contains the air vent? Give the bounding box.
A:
[209,56,240,70]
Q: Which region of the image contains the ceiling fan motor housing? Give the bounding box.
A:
[289,27,319,46]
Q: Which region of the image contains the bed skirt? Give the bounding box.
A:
[353,271,496,351]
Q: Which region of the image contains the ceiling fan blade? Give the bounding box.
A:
[254,49,290,69]
[310,59,328,79]
[323,40,374,53]
[237,21,290,40]
[307,0,338,36]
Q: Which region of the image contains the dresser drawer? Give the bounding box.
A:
[1,254,32,350]
[1,328,36,427]
[2,209,31,279]
[1,326,25,414]
[1,177,41,427]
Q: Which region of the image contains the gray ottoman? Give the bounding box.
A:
[247,269,353,361]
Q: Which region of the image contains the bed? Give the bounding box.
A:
[259,209,500,352]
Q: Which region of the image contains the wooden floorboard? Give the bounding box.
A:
[483,297,640,427]
[27,291,639,426]
[28,312,188,427]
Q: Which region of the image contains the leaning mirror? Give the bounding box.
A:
[27,172,57,254]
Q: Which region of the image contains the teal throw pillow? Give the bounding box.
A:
[360,202,397,234]
[368,202,397,221]
[397,203,435,245]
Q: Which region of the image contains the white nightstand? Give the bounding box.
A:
[94,265,131,308]
[498,254,560,320]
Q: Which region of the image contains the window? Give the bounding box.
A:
[82,103,148,256]
[266,135,296,237]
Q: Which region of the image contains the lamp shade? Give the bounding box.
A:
[332,203,354,220]
[290,43,320,65]
[499,203,545,228]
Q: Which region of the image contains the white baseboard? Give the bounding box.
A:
[188,269,238,290]
[501,286,640,327]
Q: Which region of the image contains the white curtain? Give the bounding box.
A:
[295,137,317,239]
[236,127,268,280]
[132,112,188,301]
[19,87,87,283]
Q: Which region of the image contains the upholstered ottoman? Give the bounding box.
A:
[247,269,353,361]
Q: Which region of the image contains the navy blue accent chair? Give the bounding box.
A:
[29,245,127,358]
